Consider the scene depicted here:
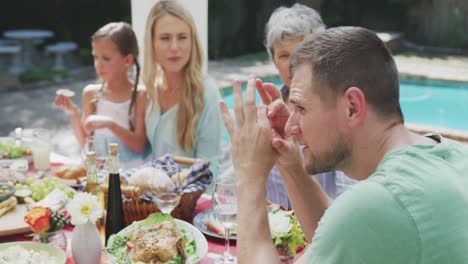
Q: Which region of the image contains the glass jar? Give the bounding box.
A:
[32,230,67,252]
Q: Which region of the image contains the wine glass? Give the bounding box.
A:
[212,177,237,264]
[151,164,182,215]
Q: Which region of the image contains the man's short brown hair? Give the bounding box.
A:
[290,26,403,122]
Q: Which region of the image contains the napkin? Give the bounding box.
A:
[120,154,213,193]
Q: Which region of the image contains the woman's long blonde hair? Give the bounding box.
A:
[143,0,204,153]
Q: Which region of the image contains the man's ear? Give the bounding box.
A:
[342,87,366,128]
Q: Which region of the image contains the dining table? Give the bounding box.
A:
[0,154,236,264]
[0,196,235,264]
[0,151,305,263]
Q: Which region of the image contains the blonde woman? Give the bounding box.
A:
[143,0,223,176]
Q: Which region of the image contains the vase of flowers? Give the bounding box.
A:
[67,192,104,264]
[24,206,70,251]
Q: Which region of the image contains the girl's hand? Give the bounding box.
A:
[54,94,78,115]
[84,115,114,133]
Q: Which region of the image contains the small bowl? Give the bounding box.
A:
[14,188,32,203]
[0,183,15,203]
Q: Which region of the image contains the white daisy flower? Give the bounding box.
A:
[66,192,103,225]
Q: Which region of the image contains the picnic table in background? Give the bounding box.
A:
[3,29,54,69]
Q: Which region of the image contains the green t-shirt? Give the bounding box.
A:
[305,135,468,263]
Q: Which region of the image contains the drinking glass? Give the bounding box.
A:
[150,164,182,215]
[212,177,237,264]
[31,129,51,177]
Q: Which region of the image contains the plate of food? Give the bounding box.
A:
[193,209,237,241]
[107,213,208,264]
[0,137,32,168]
[194,205,308,259]
[51,164,87,186]
[0,241,66,264]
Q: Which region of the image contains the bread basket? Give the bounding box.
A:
[101,155,209,226]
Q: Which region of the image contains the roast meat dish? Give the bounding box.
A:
[130,221,187,263]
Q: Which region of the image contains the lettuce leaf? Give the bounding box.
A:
[137,212,175,228]
[269,208,307,257]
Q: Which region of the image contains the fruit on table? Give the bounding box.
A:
[15,178,75,202]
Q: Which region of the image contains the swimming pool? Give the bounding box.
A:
[220,77,468,133]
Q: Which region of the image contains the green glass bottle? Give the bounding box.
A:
[104,143,125,245]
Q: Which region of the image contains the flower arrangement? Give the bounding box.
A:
[66,192,103,225]
[268,207,307,258]
[24,206,71,243]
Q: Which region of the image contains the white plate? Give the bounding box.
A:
[0,241,66,264]
[107,218,208,263]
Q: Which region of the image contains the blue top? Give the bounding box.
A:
[145,78,223,177]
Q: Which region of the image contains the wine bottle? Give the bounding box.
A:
[83,151,105,246]
[104,143,125,245]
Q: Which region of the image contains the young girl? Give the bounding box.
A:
[143,0,223,176]
[54,22,150,169]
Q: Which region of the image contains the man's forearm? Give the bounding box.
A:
[237,175,280,263]
[277,165,330,241]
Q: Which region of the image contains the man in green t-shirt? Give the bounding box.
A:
[219,26,468,263]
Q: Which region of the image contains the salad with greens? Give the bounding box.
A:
[0,138,31,159]
[268,206,307,258]
[107,213,198,264]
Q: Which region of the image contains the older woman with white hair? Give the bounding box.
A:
[265,3,325,102]
[261,3,355,208]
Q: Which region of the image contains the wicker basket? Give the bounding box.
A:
[102,155,209,226]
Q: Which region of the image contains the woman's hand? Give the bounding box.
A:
[83,115,114,133]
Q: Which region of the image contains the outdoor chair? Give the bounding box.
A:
[0,44,22,74]
[45,41,78,71]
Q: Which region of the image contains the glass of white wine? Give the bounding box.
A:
[151,164,182,215]
[212,177,237,264]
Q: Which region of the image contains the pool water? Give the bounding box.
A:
[220,77,468,142]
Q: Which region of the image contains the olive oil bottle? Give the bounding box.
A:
[83,151,105,246]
